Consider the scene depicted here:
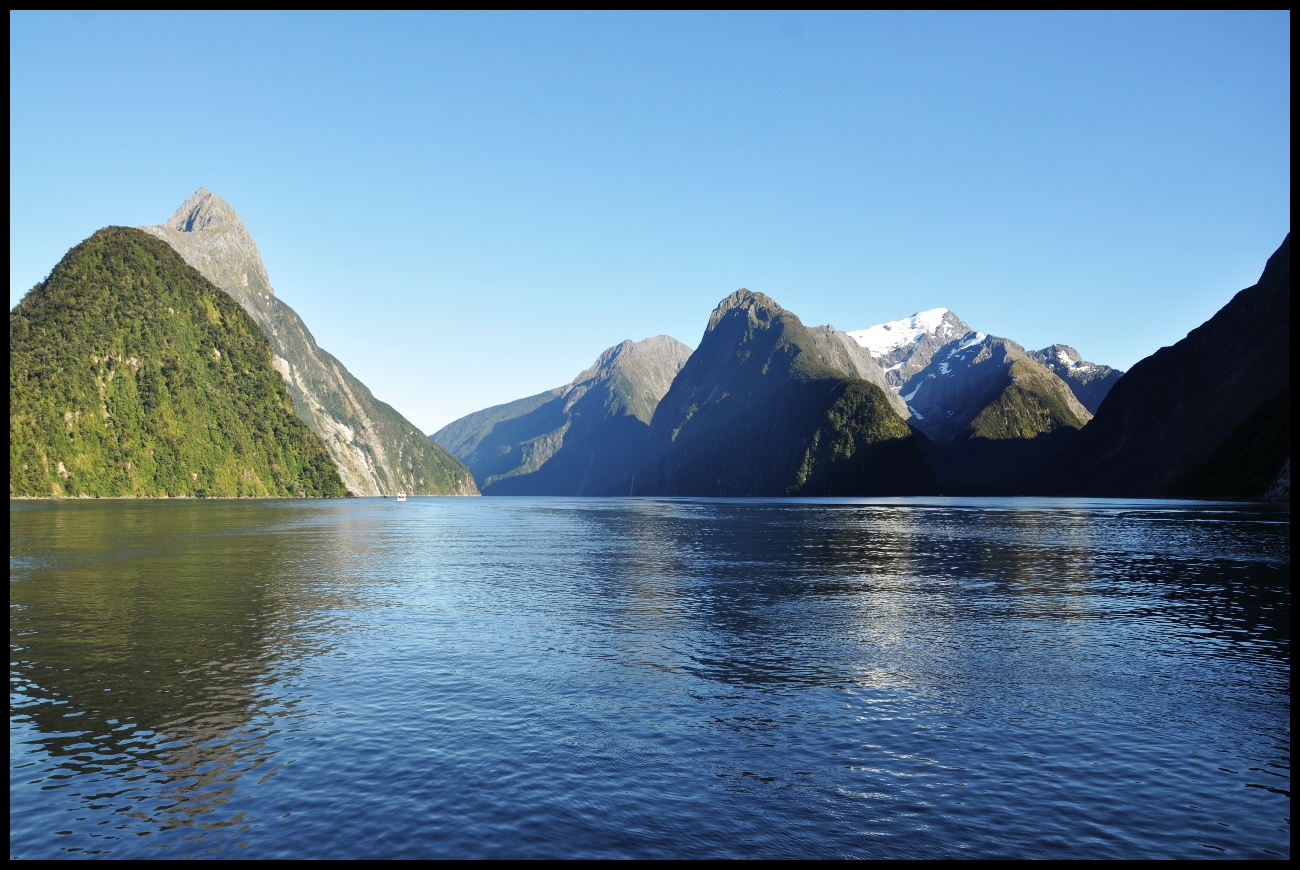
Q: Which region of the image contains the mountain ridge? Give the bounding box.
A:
[636,290,935,496]
[141,189,476,496]
[433,335,692,495]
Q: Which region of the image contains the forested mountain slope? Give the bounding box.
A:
[636,290,934,496]
[10,227,347,498]
[142,189,475,496]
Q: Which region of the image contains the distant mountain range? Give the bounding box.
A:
[436,236,1288,501]
[436,300,1121,496]
[433,336,691,495]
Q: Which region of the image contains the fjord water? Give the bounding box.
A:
[10,498,1289,859]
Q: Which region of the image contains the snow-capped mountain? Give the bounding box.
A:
[845,308,973,389]
[844,309,1119,442]
[1026,344,1123,414]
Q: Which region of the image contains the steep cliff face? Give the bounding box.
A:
[10,228,347,498]
[433,335,693,495]
[141,189,476,496]
[637,290,934,496]
[1033,234,1291,497]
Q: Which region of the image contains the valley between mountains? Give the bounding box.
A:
[10,189,1290,501]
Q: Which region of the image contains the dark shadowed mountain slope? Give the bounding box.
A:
[142,189,476,496]
[10,228,347,498]
[1027,345,1124,414]
[636,290,935,496]
[1168,387,1289,500]
[433,336,692,495]
[1034,233,1290,497]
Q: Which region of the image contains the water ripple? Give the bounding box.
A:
[10,497,1290,858]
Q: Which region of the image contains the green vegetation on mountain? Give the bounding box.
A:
[791,379,931,496]
[638,290,935,496]
[1168,388,1289,499]
[10,227,348,498]
[965,360,1089,441]
[142,189,477,496]
[923,358,1091,493]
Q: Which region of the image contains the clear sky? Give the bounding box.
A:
[10,11,1290,433]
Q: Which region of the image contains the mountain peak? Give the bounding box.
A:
[139,190,272,307]
[1025,344,1124,414]
[708,289,785,330]
[846,308,968,357]
[573,335,691,386]
[164,188,245,235]
[1037,344,1084,367]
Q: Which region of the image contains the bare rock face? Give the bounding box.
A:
[141,189,477,497]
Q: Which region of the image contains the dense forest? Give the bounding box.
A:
[10,227,348,498]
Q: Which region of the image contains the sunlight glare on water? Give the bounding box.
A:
[9,497,1291,858]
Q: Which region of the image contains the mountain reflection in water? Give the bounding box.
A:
[9,498,1290,858]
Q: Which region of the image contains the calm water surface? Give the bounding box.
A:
[9,498,1290,858]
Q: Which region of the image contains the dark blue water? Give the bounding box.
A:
[9,498,1290,858]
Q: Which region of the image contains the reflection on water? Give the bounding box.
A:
[10,498,1290,858]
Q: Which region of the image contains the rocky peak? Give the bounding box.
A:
[139,189,274,314]
[1026,344,1124,414]
[567,335,694,423]
[846,308,971,359]
[165,188,242,234]
[1048,344,1082,364]
[707,289,785,330]
[846,309,977,392]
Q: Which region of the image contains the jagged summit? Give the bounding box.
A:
[164,188,243,234]
[570,335,692,419]
[1038,344,1089,369]
[140,189,477,497]
[707,288,785,330]
[139,188,273,310]
[1026,344,1124,414]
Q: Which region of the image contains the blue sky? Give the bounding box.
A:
[10,11,1290,432]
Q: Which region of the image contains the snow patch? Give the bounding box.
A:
[1054,348,1094,371]
[938,362,950,375]
[959,332,986,351]
[846,308,951,356]
[908,405,924,419]
[902,382,924,402]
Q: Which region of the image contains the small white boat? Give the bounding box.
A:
[396,491,407,501]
